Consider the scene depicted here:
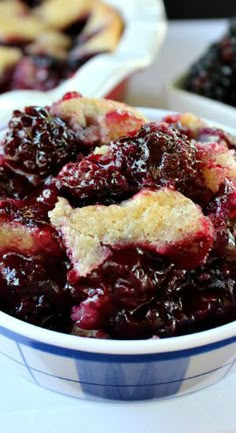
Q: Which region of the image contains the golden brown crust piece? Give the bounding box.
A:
[0,222,35,253]
[27,30,71,59]
[75,1,123,53]
[49,189,213,278]
[165,112,236,193]
[51,96,148,145]
[178,113,205,137]
[0,1,27,18]
[0,15,46,43]
[197,142,236,192]
[0,47,22,74]
[0,221,60,255]
[35,0,123,53]
[34,0,94,30]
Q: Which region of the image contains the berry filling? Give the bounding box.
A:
[0,252,72,331]
[12,55,67,91]
[0,159,35,200]
[2,106,79,183]
[71,248,236,339]
[0,96,235,340]
[58,121,211,205]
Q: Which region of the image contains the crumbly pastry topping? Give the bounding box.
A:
[176,112,205,137]
[34,0,94,29]
[35,0,123,54]
[0,220,58,255]
[0,1,27,18]
[0,15,46,42]
[27,31,71,59]
[0,47,22,73]
[72,1,123,54]
[0,194,62,256]
[51,96,148,145]
[197,141,236,192]
[49,189,214,277]
[79,1,121,37]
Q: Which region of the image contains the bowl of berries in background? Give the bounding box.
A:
[0,0,166,125]
[165,18,236,129]
[0,91,235,401]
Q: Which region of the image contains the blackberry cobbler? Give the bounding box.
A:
[0,93,235,340]
[0,0,123,93]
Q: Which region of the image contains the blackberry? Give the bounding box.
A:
[0,252,72,331]
[2,105,78,182]
[70,247,236,339]
[0,160,35,199]
[58,122,204,205]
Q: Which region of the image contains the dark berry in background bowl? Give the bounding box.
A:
[184,18,236,107]
[165,18,236,129]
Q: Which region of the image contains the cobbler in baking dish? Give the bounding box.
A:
[0,93,235,339]
[0,0,123,92]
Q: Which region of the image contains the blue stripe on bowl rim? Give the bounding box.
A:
[0,325,235,363]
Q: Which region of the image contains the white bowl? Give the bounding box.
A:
[165,75,236,129]
[0,107,235,402]
[0,0,167,126]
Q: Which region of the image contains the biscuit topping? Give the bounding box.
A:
[50,189,214,277]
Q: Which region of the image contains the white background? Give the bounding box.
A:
[125,19,228,110]
[0,19,236,433]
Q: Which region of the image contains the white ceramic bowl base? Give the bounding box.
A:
[0,321,235,401]
[0,108,235,401]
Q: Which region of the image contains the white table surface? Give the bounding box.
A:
[1,19,236,433]
[125,19,228,109]
[0,354,235,433]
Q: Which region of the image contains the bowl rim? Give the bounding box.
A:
[0,106,235,356]
[0,311,235,355]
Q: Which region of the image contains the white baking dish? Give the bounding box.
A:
[0,0,167,126]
